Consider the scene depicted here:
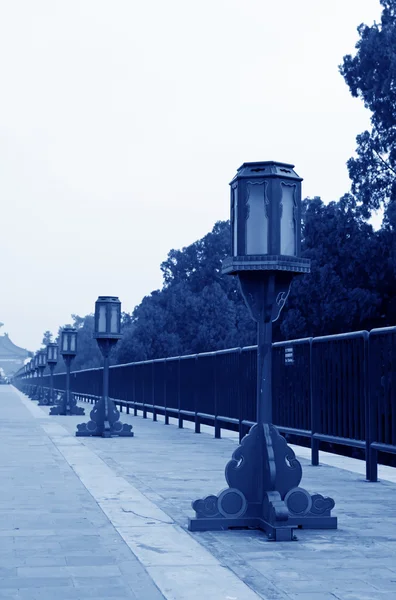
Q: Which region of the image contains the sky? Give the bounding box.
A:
[0,0,383,352]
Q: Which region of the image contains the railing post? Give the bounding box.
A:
[310,338,319,466]
[194,356,200,433]
[178,357,183,429]
[151,361,158,421]
[366,331,378,481]
[164,359,169,425]
[214,352,221,439]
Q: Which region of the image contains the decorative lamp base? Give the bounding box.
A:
[49,392,85,416]
[188,423,336,541]
[38,389,56,406]
[75,397,133,438]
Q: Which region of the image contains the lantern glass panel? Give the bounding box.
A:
[245,182,268,255]
[280,183,296,256]
[53,346,58,360]
[110,305,119,333]
[98,304,107,332]
[62,333,68,352]
[47,346,53,361]
[70,333,76,352]
[232,185,238,256]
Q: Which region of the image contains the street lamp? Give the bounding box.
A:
[31,353,40,400]
[189,161,336,541]
[50,327,84,416]
[39,343,58,406]
[76,296,133,437]
[36,350,47,403]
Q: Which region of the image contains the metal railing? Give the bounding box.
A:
[20,326,396,482]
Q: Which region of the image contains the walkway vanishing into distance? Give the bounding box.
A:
[1,385,396,600]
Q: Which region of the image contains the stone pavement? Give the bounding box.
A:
[3,386,396,599]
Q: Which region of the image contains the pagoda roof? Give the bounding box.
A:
[0,334,30,359]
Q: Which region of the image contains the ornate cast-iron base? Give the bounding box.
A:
[76,397,133,438]
[49,392,85,416]
[38,389,56,407]
[188,423,336,541]
[30,386,40,401]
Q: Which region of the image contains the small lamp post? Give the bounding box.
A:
[189,161,336,541]
[31,353,40,400]
[36,350,47,403]
[50,327,84,416]
[76,296,133,437]
[39,343,58,406]
[46,343,58,405]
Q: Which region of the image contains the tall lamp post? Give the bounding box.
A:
[76,296,133,437]
[189,161,336,541]
[50,327,84,416]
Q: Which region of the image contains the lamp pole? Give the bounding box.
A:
[36,350,47,404]
[49,327,84,416]
[39,343,58,406]
[31,354,40,400]
[188,161,337,541]
[76,296,133,438]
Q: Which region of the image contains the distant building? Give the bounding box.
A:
[0,333,31,377]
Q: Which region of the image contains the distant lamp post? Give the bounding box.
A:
[36,350,47,403]
[40,343,58,406]
[49,327,84,416]
[189,161,336,541]
[76,296,133,437]
[31,353,41,400]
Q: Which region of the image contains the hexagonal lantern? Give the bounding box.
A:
[60,326,77,356]
[94,296,122,340]
[38,350,47,368]
[46,343,59,364]
[223,161,310,276]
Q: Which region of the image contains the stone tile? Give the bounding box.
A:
[16,565,121,578]
[0,576,74,589]
[65,555,117,566]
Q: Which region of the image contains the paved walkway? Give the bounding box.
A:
[2,386,396,599]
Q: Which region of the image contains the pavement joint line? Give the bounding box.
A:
[15,389,262,600]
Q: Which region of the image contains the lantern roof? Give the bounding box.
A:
[231,161,302,183]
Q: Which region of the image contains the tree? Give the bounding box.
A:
[41,330,53,346]
[279,196,384,339]
[116,221,256,364]
[340,0,396,223]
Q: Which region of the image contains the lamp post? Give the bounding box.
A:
[36,350,47,403]
[31,353,40,400]
[76,296,133,437]
[45,342,58,406]
[189,161,336,541]
[50,327,84,416]
[26,361,32,396]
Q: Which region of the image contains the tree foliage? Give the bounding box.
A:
[340,0,396,222]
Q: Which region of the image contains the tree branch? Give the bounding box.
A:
[373,148,396,176]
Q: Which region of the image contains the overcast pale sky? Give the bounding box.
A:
[0,0,382,352]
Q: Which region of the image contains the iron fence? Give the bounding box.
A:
[19,326,396,481]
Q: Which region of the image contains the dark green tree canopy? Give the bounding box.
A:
[340,0,396,221]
